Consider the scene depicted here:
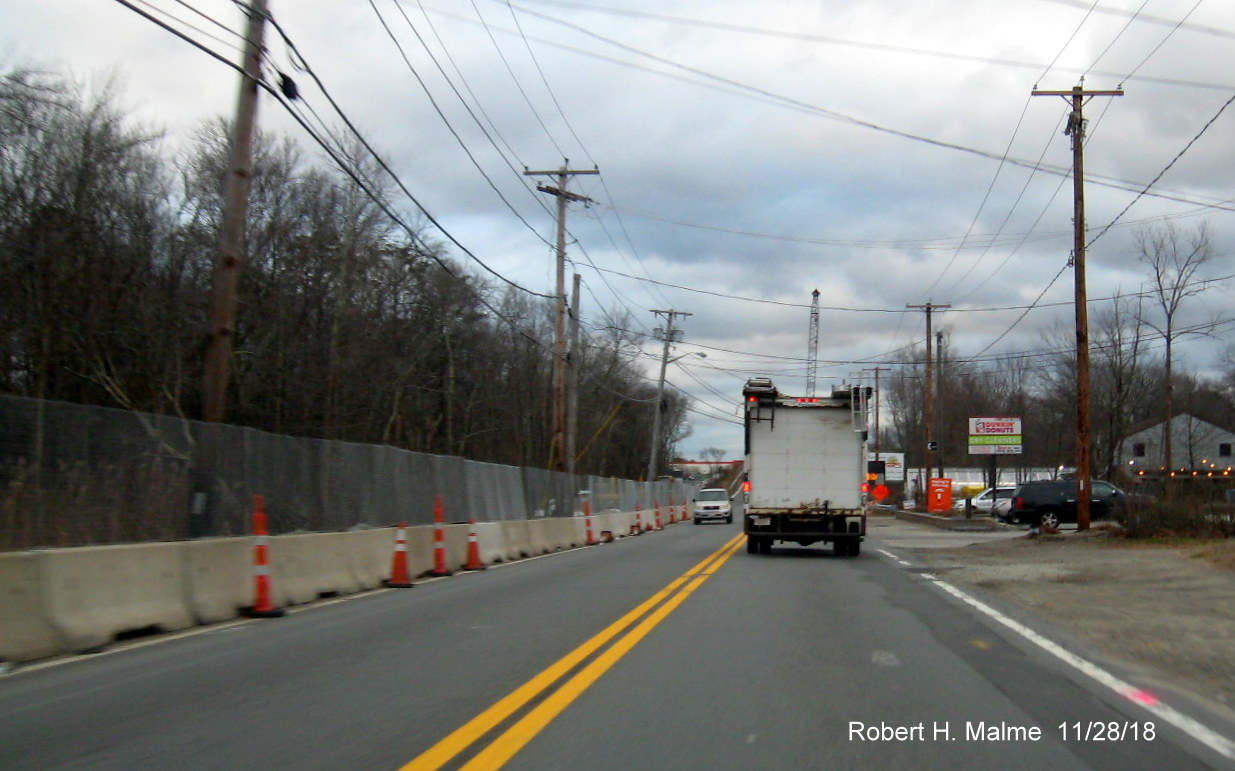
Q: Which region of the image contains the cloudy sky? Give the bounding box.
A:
[4,0,1235,459]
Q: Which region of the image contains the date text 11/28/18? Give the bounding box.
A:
[1059,722,1156,742]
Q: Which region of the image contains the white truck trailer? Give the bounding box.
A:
[742,377,869,556]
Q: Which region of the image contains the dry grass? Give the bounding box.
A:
[1184,541,1235,573]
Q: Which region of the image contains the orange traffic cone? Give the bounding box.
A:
[428,495,453,577]
[244,495,284,618]
[463,519,487,571]
[633,503,643,536]
[386,522,414,588]
[584,501,599,546]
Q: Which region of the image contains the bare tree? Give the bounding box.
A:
[1135,222,1219,492]
[0,63,695,483]
[1089,294,1156,478]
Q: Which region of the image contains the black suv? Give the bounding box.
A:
[1002,479,1140,529]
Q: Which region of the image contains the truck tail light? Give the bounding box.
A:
[742,480,751,493]
[1013,496,1024,510]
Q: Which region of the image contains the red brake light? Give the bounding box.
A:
[742,480,751,493]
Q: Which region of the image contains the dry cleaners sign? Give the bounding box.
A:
[968,417,1023,455]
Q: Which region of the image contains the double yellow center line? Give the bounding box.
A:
[400,532,747,771]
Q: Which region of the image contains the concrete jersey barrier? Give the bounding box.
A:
[0,509,667,663]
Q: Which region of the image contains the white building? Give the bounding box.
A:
[1121,414,1235,475]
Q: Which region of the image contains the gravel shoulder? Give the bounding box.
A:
[877,516,1235,723]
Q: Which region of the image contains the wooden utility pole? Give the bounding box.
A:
[525,161,598,472]
[566,273,581,476]
[1033,83,1122,531]
[201,0,268,422]
[869,367,889,459]
[647,309,691,481]
[908,303,949,482]
[936,330,945,480]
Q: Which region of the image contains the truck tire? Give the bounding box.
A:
[746,537,759,554]
[833,539,848,557]
[847,523,861,557]
[758,538,772,554]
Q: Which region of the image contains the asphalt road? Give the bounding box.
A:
[0,518,1229,770]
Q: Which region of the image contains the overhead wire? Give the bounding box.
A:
[424,2,1235,213]
[112,0,560,369]
[509,0,1235,91]
[409,0,533,170]
[1082,0,1234,250]
[368,0,554,248]
[261,9,555,299]
[130,0,248,56]
[947,0,1192,361]
[468,0,567,157]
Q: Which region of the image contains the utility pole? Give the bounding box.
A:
[936,331,945,480]
[647,309,691,481]
[566,273,581,476]
[1033,82,1122,531]
[907,303,949,484]
[201,0,268,422]
[525,161,598,472]
[869,366,889,459]
[806,289,820,397]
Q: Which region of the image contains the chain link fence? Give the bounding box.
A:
[0,395,695,550]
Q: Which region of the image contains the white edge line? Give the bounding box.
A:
[875,549,912,566]
[926,576,1235,760]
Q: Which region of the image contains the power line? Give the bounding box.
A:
[468,0,567,157]
[509,0,1235,91]
[424,1,1235,218]
[112,0,560,361]
[1087,90,1235,249]
[262,10,555,299]
[367,0,554,248]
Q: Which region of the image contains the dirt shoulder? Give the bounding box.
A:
[905,525,1235,718]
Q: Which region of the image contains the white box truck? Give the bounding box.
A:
[742,377,868,556]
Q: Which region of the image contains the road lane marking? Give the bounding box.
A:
[920,572,1235,760]
[875,549,912,566]
[462,535,746,770]
[399,533,745,771]
[878,544,1235,760]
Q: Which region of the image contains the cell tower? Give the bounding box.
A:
[806,289,820,397]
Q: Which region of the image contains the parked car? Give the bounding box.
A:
[991,496,1013,520]
[953,486,1016,514]
[693,488,733,524]
[1002,479,1147,529]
